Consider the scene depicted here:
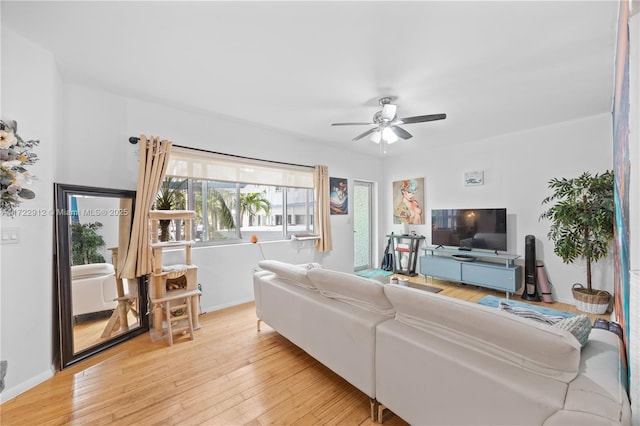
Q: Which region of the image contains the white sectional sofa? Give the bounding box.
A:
[253,260,631,425]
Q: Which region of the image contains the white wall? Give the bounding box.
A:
[382,114,614,304]
[0,29,61,401]
[60,85,135,190]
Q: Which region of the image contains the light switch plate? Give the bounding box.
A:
[1,227,20,244]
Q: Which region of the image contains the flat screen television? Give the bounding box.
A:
[431,208,507,252]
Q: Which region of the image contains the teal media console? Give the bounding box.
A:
[420,246,522,295]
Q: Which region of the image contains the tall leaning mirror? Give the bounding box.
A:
[54,183,148,369]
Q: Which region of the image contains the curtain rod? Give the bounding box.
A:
[128,137,314,170]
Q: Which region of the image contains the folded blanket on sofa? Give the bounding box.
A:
[499,300,592,347]
[498,300,564,325]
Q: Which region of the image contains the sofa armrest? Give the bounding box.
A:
[252,269,273,319]
[549,329,631,424]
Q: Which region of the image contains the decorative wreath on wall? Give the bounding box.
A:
[0,120,39,217]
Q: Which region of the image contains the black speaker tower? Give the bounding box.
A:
[522,235,541,301]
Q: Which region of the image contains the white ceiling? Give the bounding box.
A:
[2,1,619,157]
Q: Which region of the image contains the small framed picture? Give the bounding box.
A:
[464,171,484,186]
[329,177,348,214]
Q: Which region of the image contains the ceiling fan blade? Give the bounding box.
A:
[352,127,379,141]
[391,126,412,140]
[398,113,447,124]
[331,122,373,126]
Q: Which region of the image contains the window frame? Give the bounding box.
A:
[164,146,315,246]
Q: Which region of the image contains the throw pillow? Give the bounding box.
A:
[552,315,592,348]
[594,318,623,339]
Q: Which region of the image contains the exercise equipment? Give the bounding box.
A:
[536,260,553,302]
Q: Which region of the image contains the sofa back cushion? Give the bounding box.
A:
[384,284,581,381]
[257,260,321,290]
[308,269,395,316]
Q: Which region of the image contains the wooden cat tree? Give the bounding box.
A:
[148,210,201,345]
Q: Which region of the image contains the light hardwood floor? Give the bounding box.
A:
[74,311,140,353]
[1,276,609,425]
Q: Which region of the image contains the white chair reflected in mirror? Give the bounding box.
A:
[71,263,118,318]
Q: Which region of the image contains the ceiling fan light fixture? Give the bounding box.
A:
[382,127,398,144]
[331,96,446,148]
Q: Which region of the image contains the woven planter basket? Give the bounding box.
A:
[572,283,610,314]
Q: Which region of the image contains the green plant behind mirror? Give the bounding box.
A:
[71,221,106,265]
[539,170,614,292]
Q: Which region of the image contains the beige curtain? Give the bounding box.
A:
[119,135,172,279]
[314,165,333,252]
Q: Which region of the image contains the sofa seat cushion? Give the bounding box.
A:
[558,329,631,423]
[307,268,395,316]
[383,284,581,381]
[258,260,321,290]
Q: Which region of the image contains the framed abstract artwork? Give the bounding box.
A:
[393,178,425,224]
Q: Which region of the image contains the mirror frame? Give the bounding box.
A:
[54,183,149,369]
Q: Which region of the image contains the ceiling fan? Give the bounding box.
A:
[331,97,446,144]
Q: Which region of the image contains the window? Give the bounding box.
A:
[164,147,315,244]
[286,187,314,234]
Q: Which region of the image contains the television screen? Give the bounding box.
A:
[431,208,507,251]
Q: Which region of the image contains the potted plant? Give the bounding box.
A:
[539,170,615,314]
[71,221,106,265]
[154,177,187,241]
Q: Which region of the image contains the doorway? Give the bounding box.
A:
[353,180,374,271]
